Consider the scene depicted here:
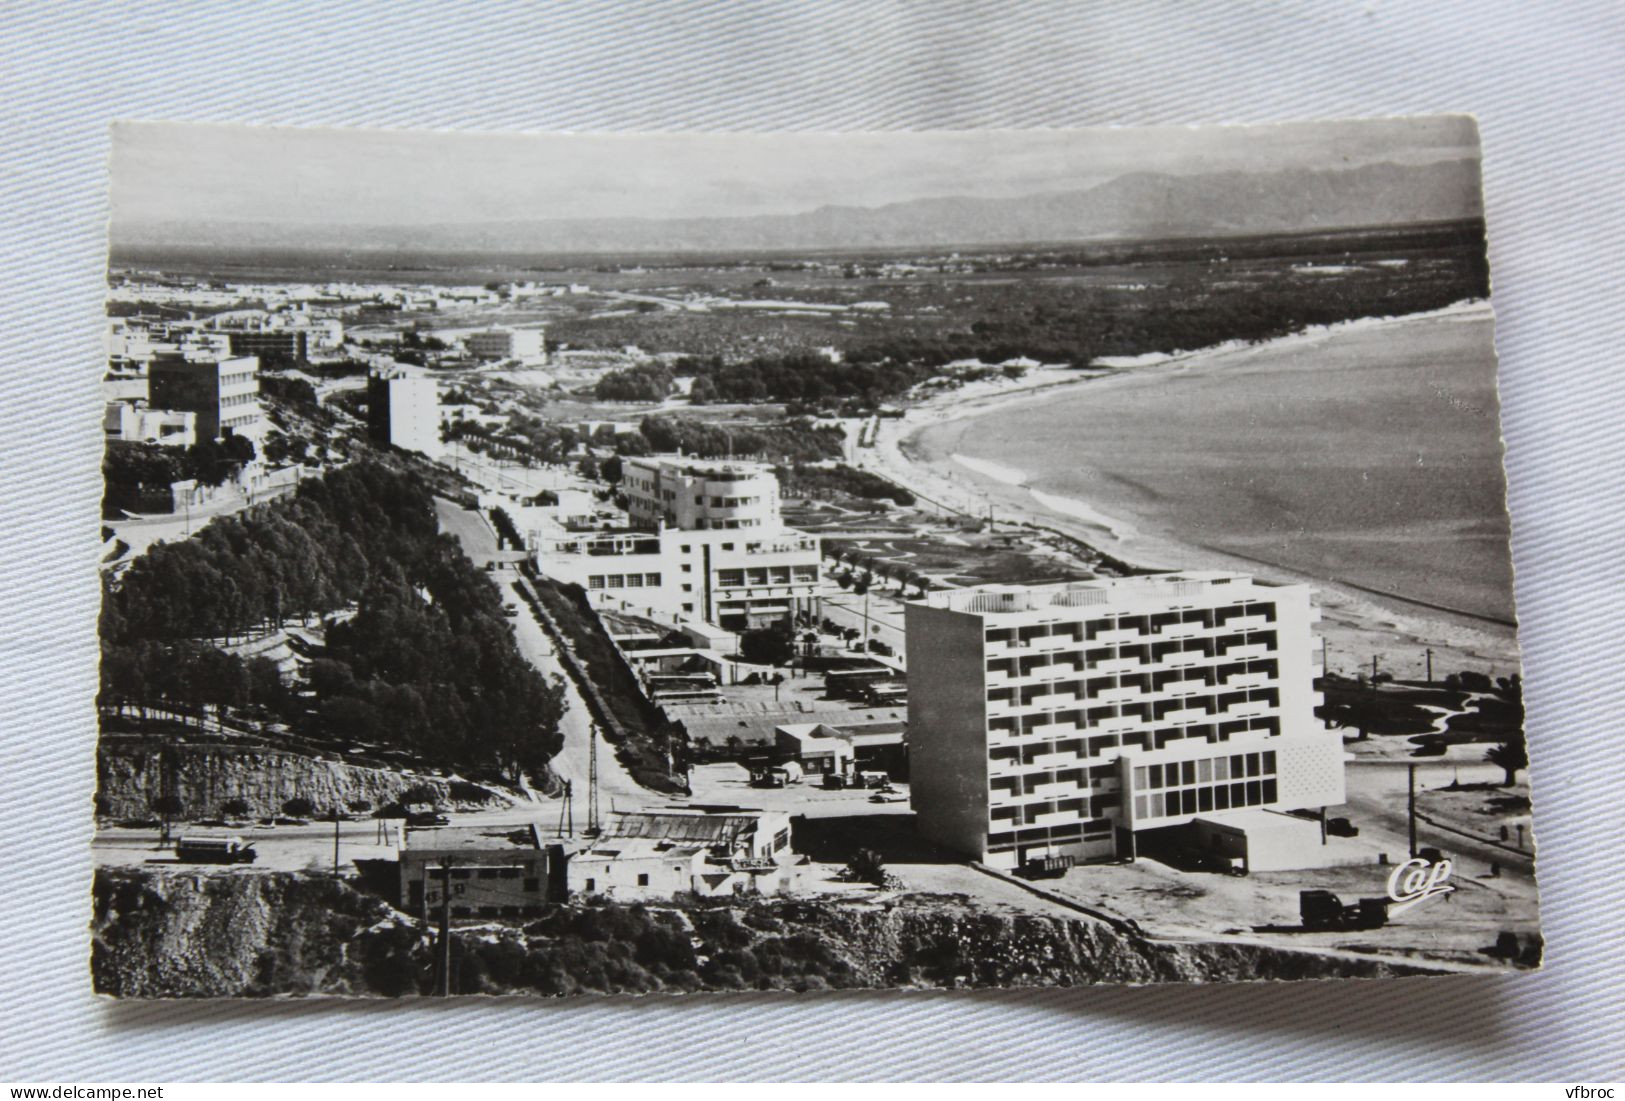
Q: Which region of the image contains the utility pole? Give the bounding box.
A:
[587,724,600,837]
[1408,763,1418,859]
[1425,647,1434,684]
[437,857,453,997]
[557,778,572,837]
[332,811,341,878]
[1372,654,1379,681]
[1321,636,1328,674]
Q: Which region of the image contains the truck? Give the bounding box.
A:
[1017,853,1076,879]
[1299,889,1390,931]
[751,762,804,788]
[175,835,258,864]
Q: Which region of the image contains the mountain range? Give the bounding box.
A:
[114,159,1482,255]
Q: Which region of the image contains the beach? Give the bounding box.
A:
[870,302,1522,680]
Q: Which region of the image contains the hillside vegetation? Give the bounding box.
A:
[99,462,566,785]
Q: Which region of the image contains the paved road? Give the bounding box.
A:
[434,498,664,816]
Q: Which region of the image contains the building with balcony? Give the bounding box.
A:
[366,369,442,458]
[622,456,781,532]
[534,455,821,630]
[905,573,1345,871]
[146,353,263,442]
[534,524,821,630]
[223,327,309,364]
[466,327,547,363]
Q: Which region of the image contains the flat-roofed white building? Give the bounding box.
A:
[536,525,821,630]
[568,807,796,900]
[103,401,196,448]
[367,370,442,458]
[622,456,781,531]
[906,573,1345,871]
[535,455,821,630]
[466,326,547,363]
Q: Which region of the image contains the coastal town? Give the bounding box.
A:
[93,248,1539,995]
[84,119,1545,998]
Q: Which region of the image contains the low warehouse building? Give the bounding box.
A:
[567,806,797,899]
[398,822,565,917]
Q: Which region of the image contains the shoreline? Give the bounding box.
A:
[866,300,1521,680]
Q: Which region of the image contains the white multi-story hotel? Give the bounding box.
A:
[621,455,780,531]
[906,573,1346,872]
[534,456,821,630]
[366,370,442,458]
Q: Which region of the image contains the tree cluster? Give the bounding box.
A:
[634,415,845,463]
[593,363,675,402]
[99,462,566,781]
[103,437,258,517]
[778,463,915,506]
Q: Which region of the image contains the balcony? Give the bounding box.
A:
[1226,643,1269,660]
[1030,750,1080,769]
[1222,672,1270,689]
[1094,628,1141,645]
[1092,657,1142,675]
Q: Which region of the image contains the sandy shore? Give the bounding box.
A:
[865,302,1522,682]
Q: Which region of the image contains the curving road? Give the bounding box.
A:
[434,499,663,817]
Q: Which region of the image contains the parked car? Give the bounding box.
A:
[1326,817,1359,837]
[405,811,450,827]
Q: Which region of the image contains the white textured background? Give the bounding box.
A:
[2,0,1622,1082]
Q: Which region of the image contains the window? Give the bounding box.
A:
[636,873,650,887]
[584,878,595,892]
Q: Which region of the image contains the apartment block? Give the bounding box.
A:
[906,573,1345,871]
[367,370,442,458]
[224,327,309,364]
[466,327,547,362]
[147,353,263,442]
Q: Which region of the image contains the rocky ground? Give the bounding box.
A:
[92,867,1448,999]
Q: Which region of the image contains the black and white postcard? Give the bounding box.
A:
[93,118,1539,996]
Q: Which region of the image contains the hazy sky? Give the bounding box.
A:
[111,116,1479,228]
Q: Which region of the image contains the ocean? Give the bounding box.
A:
[911,305,1518,626]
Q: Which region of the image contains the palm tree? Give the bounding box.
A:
[1485,733,1528,787]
